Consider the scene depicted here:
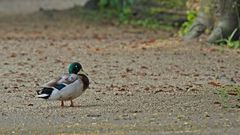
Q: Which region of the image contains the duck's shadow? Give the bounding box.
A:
[64,104,99,108]
[45,104,105,109]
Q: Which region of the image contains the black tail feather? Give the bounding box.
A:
[37,87,54,99]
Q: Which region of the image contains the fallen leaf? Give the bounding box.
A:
[208,81,221,87]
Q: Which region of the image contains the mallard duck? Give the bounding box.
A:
[36,62,90,107]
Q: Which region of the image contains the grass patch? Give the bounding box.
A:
[215,85,240,108]
[64,1,186,31]
[216,28,240,49]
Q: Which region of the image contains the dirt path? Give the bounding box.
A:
[0,13,240,135]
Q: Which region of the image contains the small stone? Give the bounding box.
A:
[127,92,133,96]
[213,101,221,105]
[121,74,127,78]
[2,112,7,116]
[96,90,101,92]
[144,87,150,91]
[28,104,34,106]
[126,68,133,72]
[141,66,148,69]
[118,88,126,91]
[87,114,101,117]
[9,53,17,58]
[205,112,210,117]
[154,90,163,94]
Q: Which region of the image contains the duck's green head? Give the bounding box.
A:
[68,62,86,74]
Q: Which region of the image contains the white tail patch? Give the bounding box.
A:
[36,94,49,98]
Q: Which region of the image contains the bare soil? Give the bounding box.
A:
[0,13,240,135]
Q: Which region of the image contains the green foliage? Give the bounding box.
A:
[98,0,135,25]
[215,86,240,108]
[150,0,187,10]
[98,0,134,10]
[96,0,186,29]
[216,28,240,49]
[179,10,197,36]
[215,6,240,49]
[98,0,134,18]
[236,87,240,101]
[97,0,161,28]
[123,18,161,29]
[216,87,229,108]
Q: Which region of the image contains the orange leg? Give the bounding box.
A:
[70,100,74,107]
[61,100,64,107]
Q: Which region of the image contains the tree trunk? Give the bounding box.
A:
[184,0,240,43]
[207,0,240,43]
[183,0,215,41]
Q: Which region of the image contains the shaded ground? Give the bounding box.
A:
[0,12,240,135]
[0,0,87,14]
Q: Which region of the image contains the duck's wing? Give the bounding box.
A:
[40,76,62,88]
[40,73,73,88]
[52,83,67,90]
[37,82,69,99]
[59,74,79,85]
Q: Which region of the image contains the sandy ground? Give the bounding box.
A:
[0,0,87,15]
[0,12,240,135]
